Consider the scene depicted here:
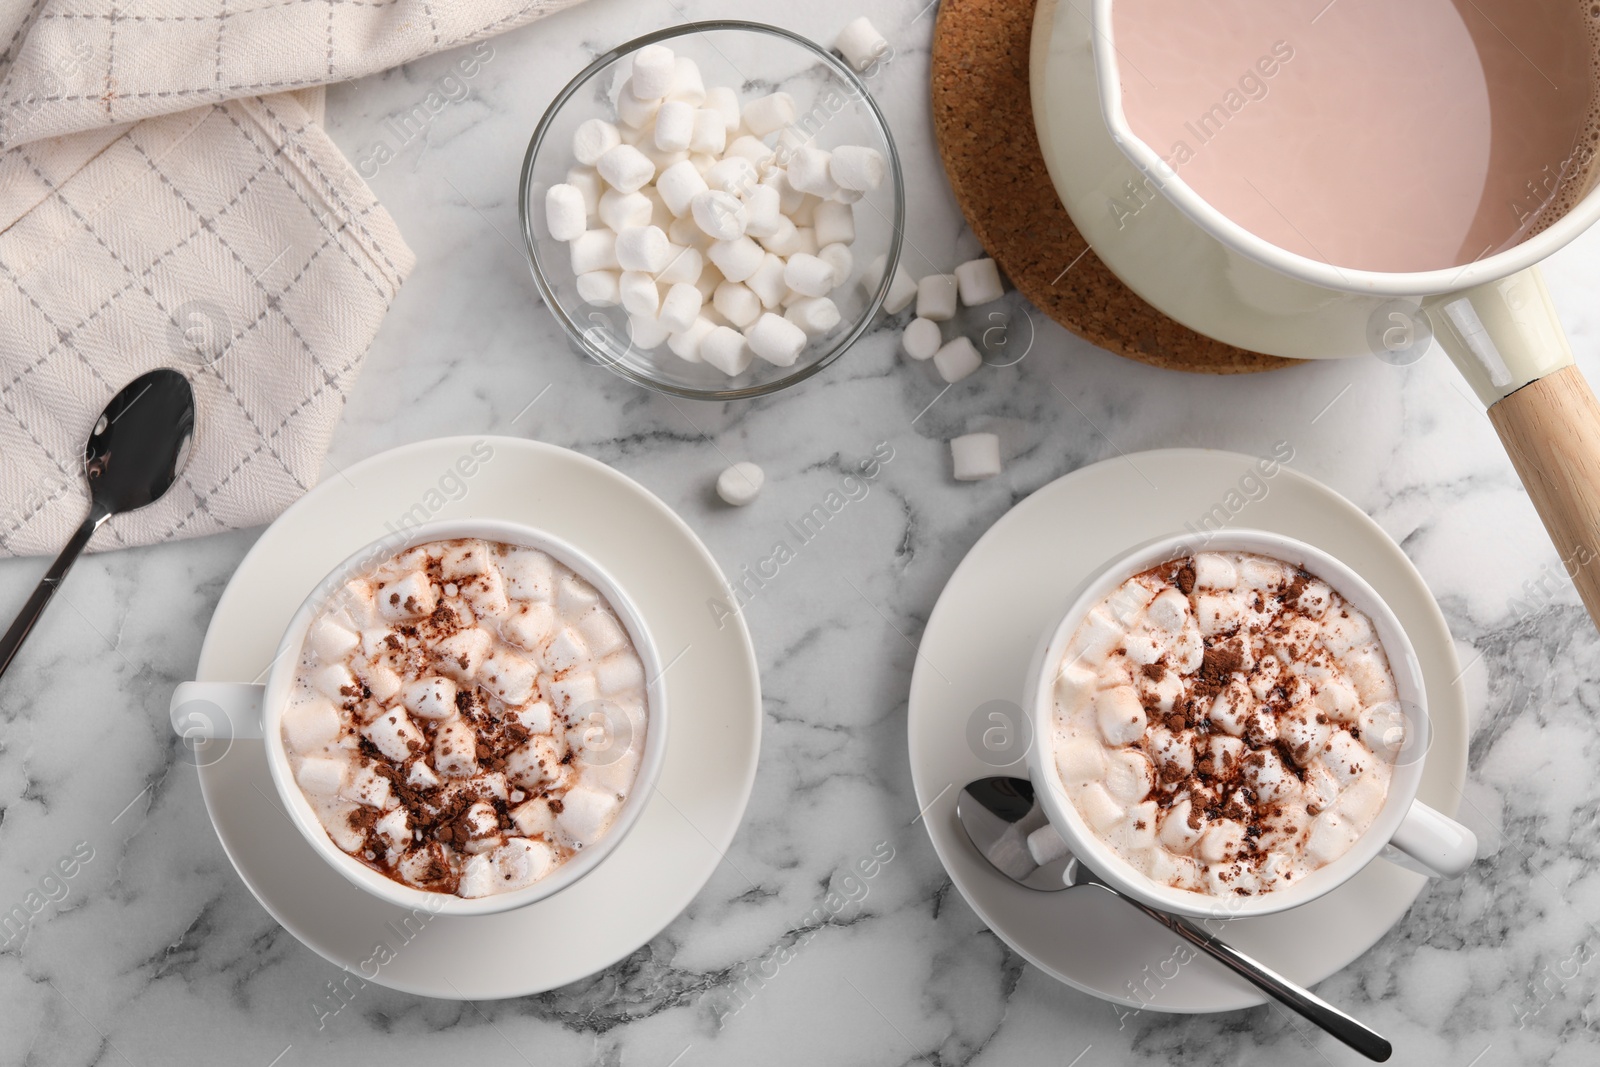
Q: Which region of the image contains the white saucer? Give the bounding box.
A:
[192,436,761,999]
[907,449,1468,1013]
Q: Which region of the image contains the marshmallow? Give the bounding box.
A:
[787,146,838,197]
[690,108,727,155]
[755,216,802,256]
[742,92,796,136]
[830,146,885,192]
[628,313,670,349]
[701,325,754,375]
[764,168,807,214]
[656,245,703,286]
[363,707,423,762]
[746,253,790,308]
[785,296,841,336]
[284,698,341,752]
[575,270,621,307]
[619,270,661,316]
[396,680,456,730]
[901,318,941,360]
[569,229,619,274]
[638,141,688,175]
[545,183,587,242]
[714,281,763,327]
[668,212,709,248]
[654,100,696,152]
[630,45,676,100]
[596,144,655,193]
[955,257,1004,306]
[658,282,704,333]
[864,254,918,314]
[835,17,890,73]
[554,785,621,849]
[297,757,346,796]
[742,184,784,238]
[704,156,759,196]
[817,243,853,288]
[745,312,808,366]
[691,189,747,240]
[309,618,358,660]
[717,462,765,506]
[667,316,716,362]
[572,119,622,166]
[671,56,705,104]
[615,225,672,273]
[598,188,653,232]
[784,253,836,298]
[813,199,856,247]
[917,273,959,321]
[705,85,741,130]
[616,82,660,130]
[565,166,602,215]
[376,571,436,623]
[950,432,1001,481]
[933,336,983,382]
[707,236,765,282]
[726,135,777,170]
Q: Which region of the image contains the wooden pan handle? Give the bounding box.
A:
[1488,365,1600,627]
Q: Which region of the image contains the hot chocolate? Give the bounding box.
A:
[1051,551,1403,897]
[281,538,648,898]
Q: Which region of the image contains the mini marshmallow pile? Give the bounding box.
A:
[888,256,1005,383]
[1052,552,1402,898]
[545,43,887,376]
[282,538,648,899]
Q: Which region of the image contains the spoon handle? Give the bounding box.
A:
[0,511,107,681]
[1123,894,1391,1062]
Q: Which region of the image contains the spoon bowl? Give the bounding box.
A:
[0,368,195,680]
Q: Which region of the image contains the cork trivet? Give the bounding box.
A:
[929,0,1298,374]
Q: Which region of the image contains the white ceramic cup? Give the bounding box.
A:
[169,517,669,917]
[1023,529,1477,920]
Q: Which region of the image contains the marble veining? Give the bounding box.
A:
[1,0,1599,1063]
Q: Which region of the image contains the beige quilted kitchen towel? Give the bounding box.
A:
[0,0,585,557]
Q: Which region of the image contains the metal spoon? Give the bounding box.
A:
[956,776,1392,1062]
[0,368,195,680]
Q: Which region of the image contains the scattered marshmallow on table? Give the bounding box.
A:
[951,433,1002,481]
[716,462,765,506]
[917,274,959,321]
[933,336,983,382]
[955,257,1004,306]
[547,40,889,379]
[901,317,941,361]
[835,17,890,73]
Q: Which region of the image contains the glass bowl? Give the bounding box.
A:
[519,21,905,400]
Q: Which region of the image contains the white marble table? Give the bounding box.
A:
[2,0,1598,1063]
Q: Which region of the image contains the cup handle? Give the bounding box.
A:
[169,681,265,741]
[1384,799,1478,879]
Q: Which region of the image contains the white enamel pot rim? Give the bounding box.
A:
[1087,0,1600,298]
[1022,528,1474,921]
